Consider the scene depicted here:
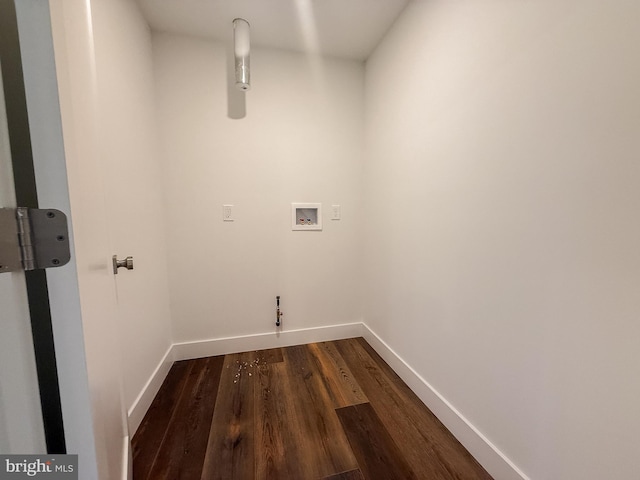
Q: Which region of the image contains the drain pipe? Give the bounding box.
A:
[276,296,283,327]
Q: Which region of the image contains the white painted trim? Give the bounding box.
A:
[361,324,529,480]
[127,345,174,435]
[172,322,364,361]
[122,435,132,480]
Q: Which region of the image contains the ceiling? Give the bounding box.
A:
[135,0,410,61]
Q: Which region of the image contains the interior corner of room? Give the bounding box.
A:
[4,0,640,479]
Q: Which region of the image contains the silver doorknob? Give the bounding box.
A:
[112,255,134,274]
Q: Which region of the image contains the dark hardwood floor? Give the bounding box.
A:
[132,338,492,480]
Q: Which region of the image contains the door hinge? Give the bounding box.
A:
[0,207,71,273]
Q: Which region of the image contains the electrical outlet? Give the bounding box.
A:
[331,204,341,220]
[223,204,234,221]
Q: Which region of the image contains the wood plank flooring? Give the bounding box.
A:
[132,338,492,480]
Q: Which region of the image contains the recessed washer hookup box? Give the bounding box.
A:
[291,203,322,231]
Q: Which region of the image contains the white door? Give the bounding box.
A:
[45,0,132,478]
[2,1,131,478]
[0,0,94,465]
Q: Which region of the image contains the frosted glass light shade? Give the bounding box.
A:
[233,18,250,91]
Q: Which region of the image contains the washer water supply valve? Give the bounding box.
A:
[276,296,283,327]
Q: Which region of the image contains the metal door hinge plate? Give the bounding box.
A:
[0,207,71,273]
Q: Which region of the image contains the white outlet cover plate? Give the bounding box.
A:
[223,204,234,221]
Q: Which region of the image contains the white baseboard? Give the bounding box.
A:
[128,323,363,434]
[127,322,526,480]
[172,322,364,361]
[361,324,529,480]
[127,345,174,435]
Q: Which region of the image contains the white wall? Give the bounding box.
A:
[363,1,640,479]
[153,33,365,343]
[90,0,173,419]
